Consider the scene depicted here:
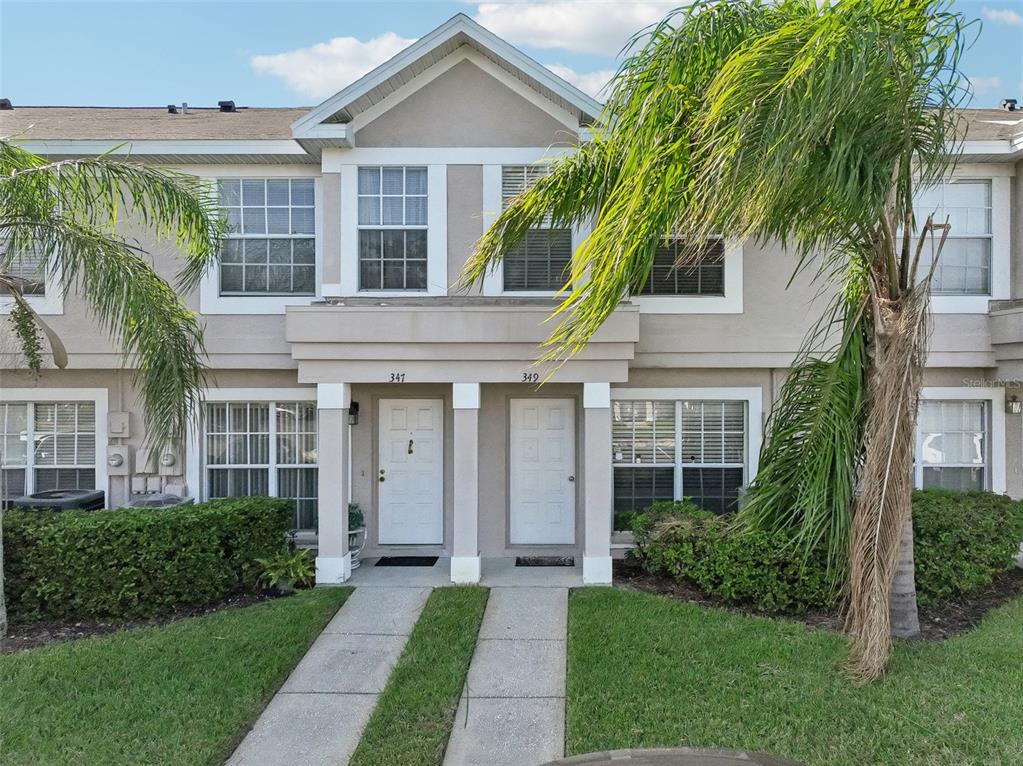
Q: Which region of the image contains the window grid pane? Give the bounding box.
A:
[636,239,725,296]
[357,166,428,291]
[0,245,47,296]
[501,165,571,291]
[919,400,987,491]
[218,178,315,296]
[204,401,319,531]
[912,180,992,295]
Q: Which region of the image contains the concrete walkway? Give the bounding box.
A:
[227,586,431,766]
[443,587,569,766]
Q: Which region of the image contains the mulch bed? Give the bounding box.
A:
[613,558,1023,641]
[2,591,283,655]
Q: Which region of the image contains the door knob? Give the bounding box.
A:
[568,475,575,482]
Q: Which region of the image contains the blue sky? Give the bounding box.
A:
[2,1,1021,108]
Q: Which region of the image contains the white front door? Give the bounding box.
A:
[378,399,444,544]
[509,398,576,544]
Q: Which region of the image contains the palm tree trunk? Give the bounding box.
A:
[846,287,929,681]
[889,516,921,638]
[0,507,6,652]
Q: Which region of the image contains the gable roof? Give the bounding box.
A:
[290,13,604,138]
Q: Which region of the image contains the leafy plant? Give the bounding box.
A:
[348,502,365,530]
[257,547,315,592]
[3,497,293,621]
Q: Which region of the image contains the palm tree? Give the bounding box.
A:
[461,0,969,680]
[0,139,223,648]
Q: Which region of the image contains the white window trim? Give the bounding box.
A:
[2,388,109,505]
[184,387,317,501]
[610,387,764,484]
[917,386,1006,494]
[927,168,1011,314]
[185,166,324,315]
[0,263,64,316]
[629,242,744,314]
[340,164,447,297]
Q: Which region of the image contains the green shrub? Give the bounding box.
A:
[912,489,1023,605]
[634,508,834,612]
[3,496,292,621]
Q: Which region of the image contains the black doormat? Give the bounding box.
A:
[375,556,439,567]
[515,556,575,567]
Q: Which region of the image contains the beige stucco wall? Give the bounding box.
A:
[447,164,485,293]
[354,59,575,148]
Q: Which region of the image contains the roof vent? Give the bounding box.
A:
[218,100,237,113]
[0,98,13,110]
[167,104,179,114]
[1001,98,1017,112]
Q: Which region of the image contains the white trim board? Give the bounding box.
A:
[322,146,578,170]
[918,386,1006,494]
[3,387,110,506]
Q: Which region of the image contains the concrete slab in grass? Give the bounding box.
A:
[227,692,376,766]
[467,639,566,698]
[280,632,407,694]
[479,587,568,640]
[443,696,565,766]
[322,586,431,636]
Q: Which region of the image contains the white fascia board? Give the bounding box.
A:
[16,139,309,157]
[291,13,602,137]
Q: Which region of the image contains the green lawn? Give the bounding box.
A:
[0,588,350,766]
[567,588,1023,766]
[351,586,489,766]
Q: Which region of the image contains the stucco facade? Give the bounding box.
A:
[2,15,1021,585]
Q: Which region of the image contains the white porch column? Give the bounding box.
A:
[451,383,482,583]
[582,382,613,584]
[316,383,352,584]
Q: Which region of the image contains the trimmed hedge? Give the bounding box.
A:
[633,491,1023,613]
[633,500,834,612]
[913,489,1023,605]
[3,497,292,621]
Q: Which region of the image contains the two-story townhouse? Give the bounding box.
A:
[2,14,1021,586]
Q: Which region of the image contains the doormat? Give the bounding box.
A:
[375,556,440,567]
[515,556,575,567]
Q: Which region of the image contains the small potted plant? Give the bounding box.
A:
[257,543,315,595]
[348,503,367,570]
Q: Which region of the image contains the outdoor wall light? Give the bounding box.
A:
[1008,396,1022,415]
[348,401,360,425]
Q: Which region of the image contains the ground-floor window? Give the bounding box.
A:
[612,399,746,523]
[916,400,987,491]
[203,401,318,531]
[0,401,97,507]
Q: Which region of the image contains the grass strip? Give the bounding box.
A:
[0,588,351,766]
[351,585,489,766]
[567,587,1023,766]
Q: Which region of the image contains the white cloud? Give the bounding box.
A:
[250,32,416,100]
[544,64,614,97]
[474,1,680,56]
[970,75,1003,96]
[982,6,1023,27]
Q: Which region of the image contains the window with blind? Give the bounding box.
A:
[358,166,428,290]
[912,180,991,295]
[0,247,47,296]
[917,400,987,491]
[204,401,319,530]
[1,401,97,507]
[612,399,746,523]
[218,178,316,295]
[634,238,725,296]
[502,165,573,291]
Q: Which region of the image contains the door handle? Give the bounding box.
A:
[568,475,575,482]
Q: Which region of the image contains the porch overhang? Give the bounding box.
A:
[285,297,639,383]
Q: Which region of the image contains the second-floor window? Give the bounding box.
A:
[358,166,428,291]
[218,178,316,296]
[1,246,47,296]
[914,180,991,295]
[502,165,573,292]
[635,238,725,296]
